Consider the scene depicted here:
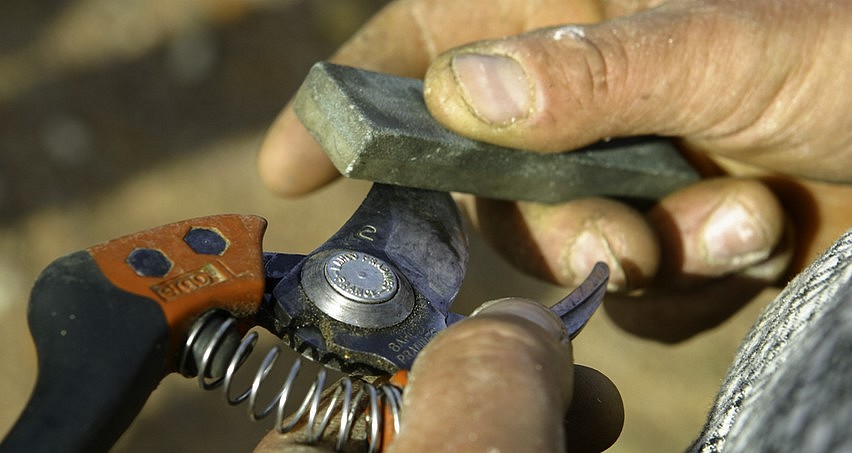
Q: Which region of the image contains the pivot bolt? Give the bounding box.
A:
[324,251,398,303]
[301,250,414,329]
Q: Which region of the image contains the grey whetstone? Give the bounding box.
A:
[293,61,699,203]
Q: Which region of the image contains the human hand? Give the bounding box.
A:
[253,298,623,452]
[258,0,852,340]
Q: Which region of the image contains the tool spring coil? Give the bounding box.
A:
[180,311,402,452]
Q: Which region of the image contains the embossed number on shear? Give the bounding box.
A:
[388,330,436,363]
[357,225,377,241]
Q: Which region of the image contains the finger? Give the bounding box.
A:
[647,177,786,283]
[565,365,624,453]
[605,238,793,342]
[389,298,573,452]
[423,0,852,182]
[711,156,852,275]
[474,197,660,291]
[253,431,333,453]
[259,0,605,195]
[601,0,667,18]
[258,105,342,196]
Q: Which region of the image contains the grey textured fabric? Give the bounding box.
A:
[691,230,852,452]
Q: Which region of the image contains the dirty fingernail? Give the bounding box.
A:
[566,228,627,292]
[451,53,532,125]
[471,298,567,342]
[700,197,772,268]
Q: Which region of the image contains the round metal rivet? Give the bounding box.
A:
[301,250,414,329]
[323,251,398,303]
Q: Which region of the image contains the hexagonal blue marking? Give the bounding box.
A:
[127,248,172,277]
[184,227,228,255]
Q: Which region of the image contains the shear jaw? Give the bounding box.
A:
[264,184,468,376]
[262,184,608,377]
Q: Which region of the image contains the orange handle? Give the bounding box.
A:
[3,214,267,452]
[89,214,267,361]
[381,370,409,450]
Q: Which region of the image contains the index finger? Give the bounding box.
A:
[258,0,603,196]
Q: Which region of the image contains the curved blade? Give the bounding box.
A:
[550,262,609,339]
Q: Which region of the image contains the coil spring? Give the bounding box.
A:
[181,311,402,452]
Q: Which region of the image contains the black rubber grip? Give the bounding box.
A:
[1,251,169,453]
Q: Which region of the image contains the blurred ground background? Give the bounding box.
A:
[0,0,777,451]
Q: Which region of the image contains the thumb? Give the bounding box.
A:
[390,298,624,452]
[389,298,572,452]
[423,0,852,181]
